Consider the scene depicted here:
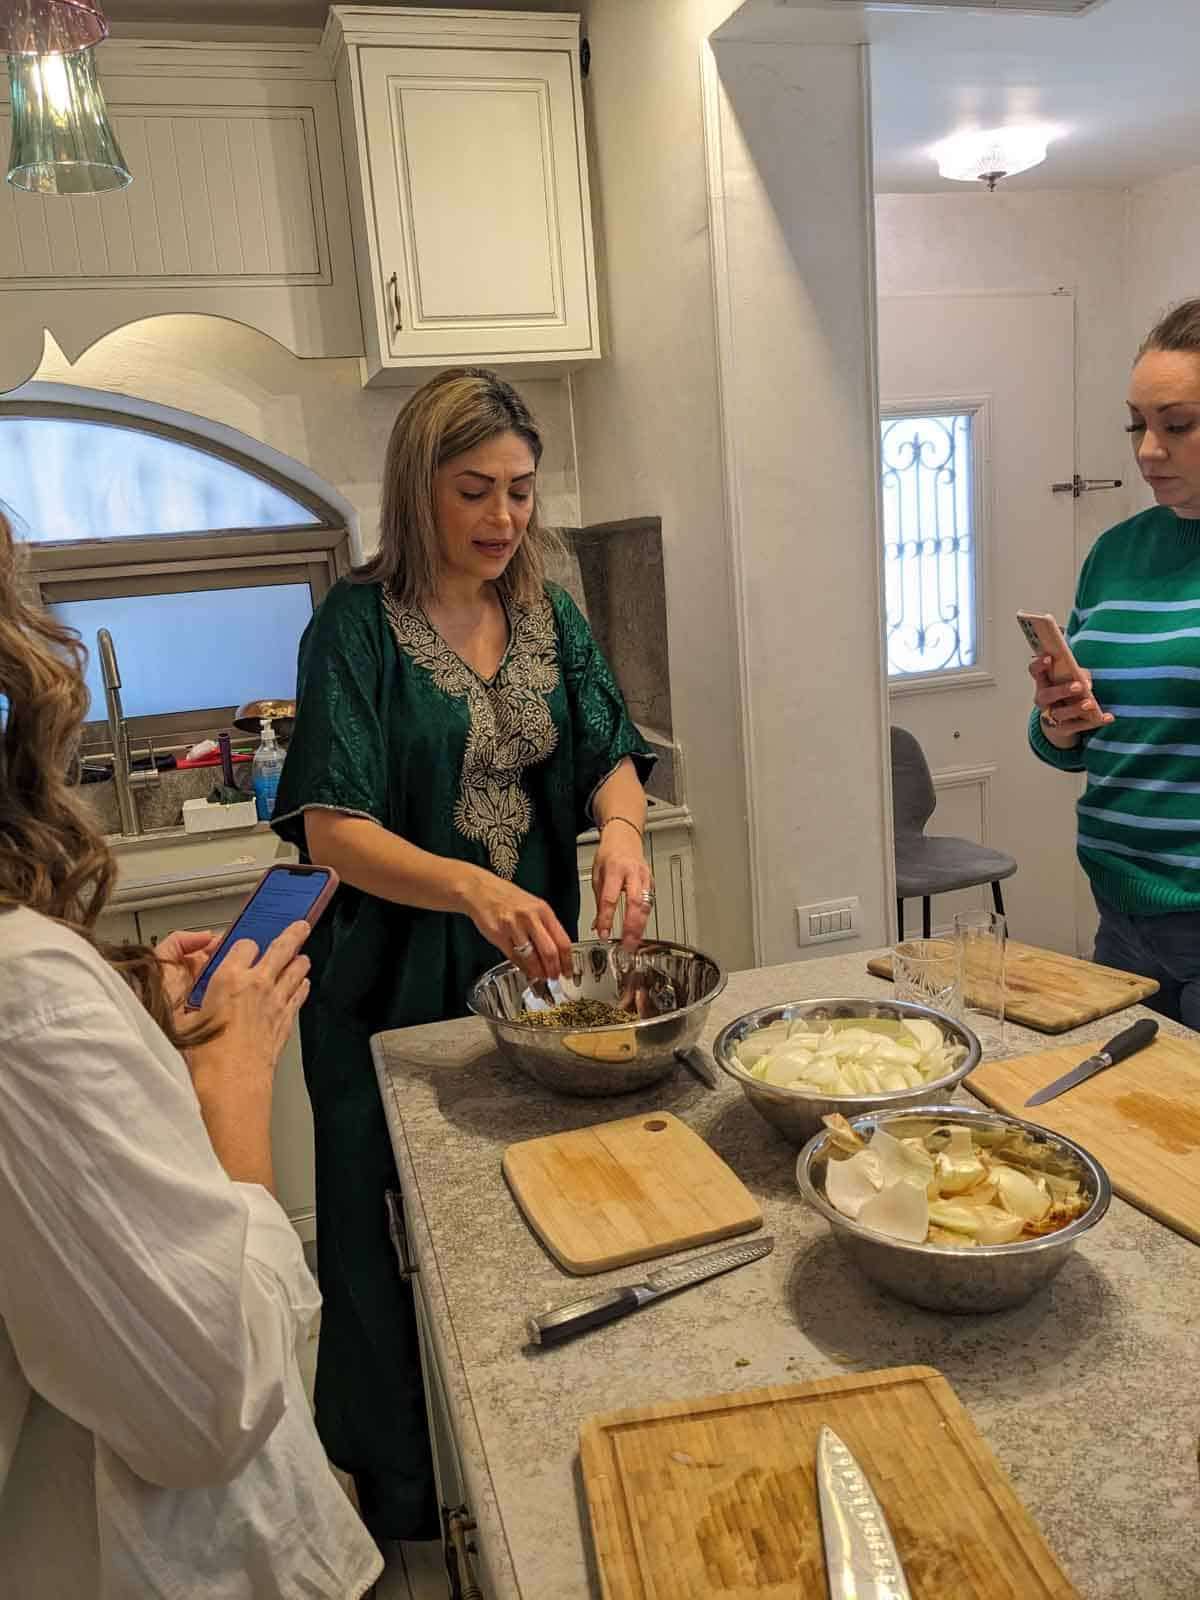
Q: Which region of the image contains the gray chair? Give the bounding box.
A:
[891,726,1017,939]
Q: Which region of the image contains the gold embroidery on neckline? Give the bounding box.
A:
[382,591,559,879]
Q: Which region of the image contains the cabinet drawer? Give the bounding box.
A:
[136,893,250,947]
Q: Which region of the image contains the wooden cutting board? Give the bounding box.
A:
[969,1034,1200,1244]
[580,1365,1079,1600]
[502,1111,762,1275]
[868,941,1158,1033]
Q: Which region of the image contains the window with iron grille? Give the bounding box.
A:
[880,409,980,680]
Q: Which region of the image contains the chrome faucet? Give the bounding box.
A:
[96,629,158,836]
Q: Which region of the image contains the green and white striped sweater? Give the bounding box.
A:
[1030,505,1200,915]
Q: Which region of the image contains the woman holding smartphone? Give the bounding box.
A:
[0,513,381,1597]
[271,367,655,1543]
[1030,299,1200,1025]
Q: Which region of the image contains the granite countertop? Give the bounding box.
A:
[372,951,1200,1600]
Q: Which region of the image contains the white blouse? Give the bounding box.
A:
[0,907,383,1599]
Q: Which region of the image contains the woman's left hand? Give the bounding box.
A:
[592,833,654,945]
[155,928,219,1015]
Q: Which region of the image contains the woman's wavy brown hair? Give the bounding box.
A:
[354,366,563,608]
[0,511,213,1049]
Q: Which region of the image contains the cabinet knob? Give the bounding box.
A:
[388,271,403,333]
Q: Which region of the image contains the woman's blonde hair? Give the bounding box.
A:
[1139,299,1200,360]
[0,511,214,1049]
[356,366,562,608]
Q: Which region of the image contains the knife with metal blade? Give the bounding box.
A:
[526,1233,773,1347]
[1024,1016,1159,1107]
[817,1426,911,1600]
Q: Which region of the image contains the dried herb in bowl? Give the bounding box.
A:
[517,999,632,1029]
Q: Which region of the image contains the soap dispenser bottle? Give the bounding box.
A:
[252,716,285,821]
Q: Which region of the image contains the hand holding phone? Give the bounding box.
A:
[1018,610,1111,734]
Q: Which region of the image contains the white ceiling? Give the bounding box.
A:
[103,0,1199,194]
[863,0,1200,192]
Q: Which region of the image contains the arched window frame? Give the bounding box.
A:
[8,397,353,756]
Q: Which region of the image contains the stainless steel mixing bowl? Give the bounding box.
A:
[467,939,727,1097]
[797,1104,1111,1313]
[712,997,981,1147]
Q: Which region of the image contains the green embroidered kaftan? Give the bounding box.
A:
[270,576,653,1539]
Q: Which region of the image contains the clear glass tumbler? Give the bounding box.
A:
[954,908,1007,1050]
[892,937,962,1018]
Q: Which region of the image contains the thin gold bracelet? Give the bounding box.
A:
[599,815,644,841]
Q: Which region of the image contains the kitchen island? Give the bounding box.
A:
[371,952,1200,1599]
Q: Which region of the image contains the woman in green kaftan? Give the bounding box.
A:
[272,368,655,1544]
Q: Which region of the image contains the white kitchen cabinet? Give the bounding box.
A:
[576,808,697,946]
[323,6,600,383]
[646,820,699,949]
[0,38,362,392]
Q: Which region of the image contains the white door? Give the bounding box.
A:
[878,291,1081,954]
[359,45,595,361]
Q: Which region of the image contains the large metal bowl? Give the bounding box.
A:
[467,939,726,1097]
[712,997,981,1147]
[797,1105,1111,1313]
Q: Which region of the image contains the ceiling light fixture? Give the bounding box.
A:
[2,2,130,195]
[0,0,108,57]
[933,125,1054,191]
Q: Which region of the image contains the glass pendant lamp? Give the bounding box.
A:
[6,41,131,193]
[1,1,109,57]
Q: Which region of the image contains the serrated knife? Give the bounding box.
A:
[526,1234,773,1347]
[818,1426,911,1600]
[1024,1016,1159,1107]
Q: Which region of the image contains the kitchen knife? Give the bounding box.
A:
[1024,1016,1159,1107]
[817,1426,911,1600]
[527,1234,773,1347]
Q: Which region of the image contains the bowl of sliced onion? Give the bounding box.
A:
[712,997,981,1147]
[797,1105,1111,1313]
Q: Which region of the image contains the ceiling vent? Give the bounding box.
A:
[821,1,1106,15]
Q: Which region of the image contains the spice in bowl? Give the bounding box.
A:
[517,999,632,1029]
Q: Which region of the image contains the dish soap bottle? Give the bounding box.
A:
[252,716,285,821]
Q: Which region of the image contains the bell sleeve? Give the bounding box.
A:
[551,585,656,831]
[271,581,389,855]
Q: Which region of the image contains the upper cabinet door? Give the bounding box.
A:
[334,22,600,383]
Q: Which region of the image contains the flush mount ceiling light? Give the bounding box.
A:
[933,125,1054,191]
[0,0,108,57]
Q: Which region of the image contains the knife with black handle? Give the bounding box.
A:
[1024,1016,1159,1107]
[527,1234,773,1347]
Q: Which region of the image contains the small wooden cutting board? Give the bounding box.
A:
[868,940,1158,1033]
[969,1034,1200,1244]
[580,1365,1079,1600]
[502,1112,762,1275]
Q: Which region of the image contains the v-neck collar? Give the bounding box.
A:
[418,591,514,689]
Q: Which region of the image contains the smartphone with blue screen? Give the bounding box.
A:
[184,863,338,1011]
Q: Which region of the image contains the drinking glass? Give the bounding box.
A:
[954,909,1007,1051]
[892,937,962,1018]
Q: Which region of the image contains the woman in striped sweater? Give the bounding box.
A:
[1031,300,1200,1026]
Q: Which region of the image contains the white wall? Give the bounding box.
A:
[706,36,892,966]
[20,317,581,551]
[1128,162,1200,402]
[572,0,757,970]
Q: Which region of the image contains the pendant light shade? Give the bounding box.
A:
[1,0,108,57]
[6,45,130,193]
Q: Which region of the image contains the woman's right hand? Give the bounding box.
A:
[460,868,573,982]
[187,921,312,1107]
[1029,655,1114,745]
